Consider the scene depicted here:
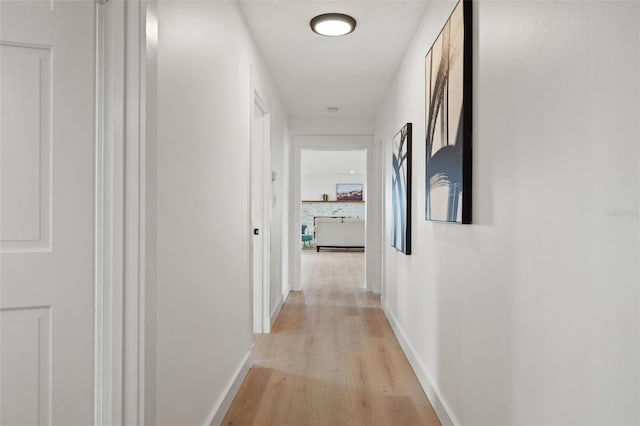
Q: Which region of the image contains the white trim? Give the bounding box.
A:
[137,0,149,422]
[262,104,272,334]
[382,301,459,426]
[95,0,146,424]
[270,292,286,327]
[372,137,385,294]
[270,290,291,327]
[290,136,377,293]
[123,0,146,423]
[288,133,301,292]
[205,347,255,426]
[94,1,106,423]
[96,1,126,423]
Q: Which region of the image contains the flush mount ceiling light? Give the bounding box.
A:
[327,106,340,113]
[310,13,357,37]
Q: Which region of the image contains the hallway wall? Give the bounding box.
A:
[301,150,367,201]
[153,2,289,424]
[270,117,291,324]
[376,1,640,425]
[289,116,375,136]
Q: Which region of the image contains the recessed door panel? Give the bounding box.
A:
[0,44,52,250]
[0,308,51,426]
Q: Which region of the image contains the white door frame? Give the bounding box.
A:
[290,136,378,293]
[95,0,146,424]
[250,87,272,334]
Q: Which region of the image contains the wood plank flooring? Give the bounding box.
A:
[222,250,440,426]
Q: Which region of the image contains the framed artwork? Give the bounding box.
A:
[336,183,363,201]
[392,123,412,255]
[425,0,472,224]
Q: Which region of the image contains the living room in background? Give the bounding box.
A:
[300,149,367,285]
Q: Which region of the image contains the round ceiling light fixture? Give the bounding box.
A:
[310,13,357,37]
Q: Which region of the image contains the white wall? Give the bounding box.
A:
[153,2,289,424]
[301,150,367,201]
[268,92,291,322]
[302,174,366,201]
[376,1,640,425]
[289,116,375,136]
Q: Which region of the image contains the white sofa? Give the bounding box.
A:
[314,217,365,251]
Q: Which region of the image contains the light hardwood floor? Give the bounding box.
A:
[222,250,440,426]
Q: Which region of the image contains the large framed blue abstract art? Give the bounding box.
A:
[425,0,472,224]
[392,123,412,255]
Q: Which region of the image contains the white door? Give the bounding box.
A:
[0,1,96,425]
[250,95,270,334]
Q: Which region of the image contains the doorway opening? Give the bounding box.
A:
[300,149,367,290]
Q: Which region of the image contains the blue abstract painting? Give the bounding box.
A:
[392,123,412,255]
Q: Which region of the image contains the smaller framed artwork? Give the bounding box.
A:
[336,183,364,201]
[392,123,412,255]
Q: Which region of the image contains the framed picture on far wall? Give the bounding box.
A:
[392,123,412,255]
[425,0,472,224]
[336,183,363,201]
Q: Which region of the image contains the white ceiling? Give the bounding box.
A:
[301,150,367,176]
[239,0,429,117]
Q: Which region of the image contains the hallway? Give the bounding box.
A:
[222,251,440,425]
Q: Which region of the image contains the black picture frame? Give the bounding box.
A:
[425,0,472,224]
[392,123,412,255]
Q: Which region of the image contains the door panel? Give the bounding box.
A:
[0,308,51,426]
[251,101,265,333]
[0,1,96,425]
[0,43,51,250]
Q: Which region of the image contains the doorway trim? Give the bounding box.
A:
[95,0,146,424]
[290,135,379,293]
[250,86,272,334]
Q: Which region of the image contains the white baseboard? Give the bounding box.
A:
[205,346,254,426]
[289,280,301,292]
[270,294,284,327]
[382,302,460,426]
